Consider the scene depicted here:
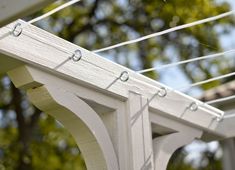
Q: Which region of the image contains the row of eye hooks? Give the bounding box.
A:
[10,22,224,122]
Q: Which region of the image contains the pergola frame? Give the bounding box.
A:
[1,20,235,170]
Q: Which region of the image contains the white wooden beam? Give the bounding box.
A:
[0,20,224,134]
[0,0,55,27]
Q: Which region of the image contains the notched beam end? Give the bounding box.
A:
[7,65,42,90]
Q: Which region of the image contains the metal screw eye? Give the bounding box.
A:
[189,102,198,111]
[12,23,23,37]
[71,49,82,62]
[216,115,224,122]
[119,71,129,82]
[157,87,167,97]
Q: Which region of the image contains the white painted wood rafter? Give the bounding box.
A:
[0,20,224,132]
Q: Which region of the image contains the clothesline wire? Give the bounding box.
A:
[206,95,235,105]
[14,3,235,109]
[28,0,81,24]
[93,10,235,53]
[9,20,235,113]
[223,110,235,119]
[178,72,235,91]
[137,49,235,74]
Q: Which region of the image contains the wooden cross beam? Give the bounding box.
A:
[0,20,233,170]
[0,0,55,27]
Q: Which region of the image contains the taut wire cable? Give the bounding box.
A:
[6,0,81,41]
[137,49,235,74]
[28,0,81,24]
[93,10,235,53]
[178,72,235,91]
[206,95,235,105]
[7,0,82,35]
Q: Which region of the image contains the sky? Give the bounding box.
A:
[158,0,235,98]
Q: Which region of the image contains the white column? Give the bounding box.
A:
[222,138,235,170]
[127,91,154,170]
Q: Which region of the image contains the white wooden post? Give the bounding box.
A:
[222,139,235,170]
[127,91,154,170]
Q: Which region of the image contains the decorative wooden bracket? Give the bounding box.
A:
[153,131,202,170]
[6,65,204,170]
[27,85,119,170]
[8,66,120,169]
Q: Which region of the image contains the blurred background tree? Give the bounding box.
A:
[1,0,235,169]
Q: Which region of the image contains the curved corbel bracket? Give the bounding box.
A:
[153,131,202,170]
[26,85,119,170]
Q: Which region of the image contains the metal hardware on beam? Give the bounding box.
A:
[11,23,23,37]
[189,102,198,112]
[157,87,167,98]
[119,71,129,82]
[70,49,82,62]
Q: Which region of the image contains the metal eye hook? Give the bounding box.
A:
[157,87,167,97]
[189,102,198,112]
[70,49,82,62]
[119,71,129,82]
[12,23,23,37]
[216,115,224,122]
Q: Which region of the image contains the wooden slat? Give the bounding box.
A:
[0,20,224,133]
[0,0,55,27]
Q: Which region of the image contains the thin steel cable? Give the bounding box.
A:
[6,0,82,39]
[178,72,235,90]
[223,112,235,119]
[207,95,235,105]
[93,10,235,53]
[28,0,81,24]
[4,22,229,119]
[137,49,235,74]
